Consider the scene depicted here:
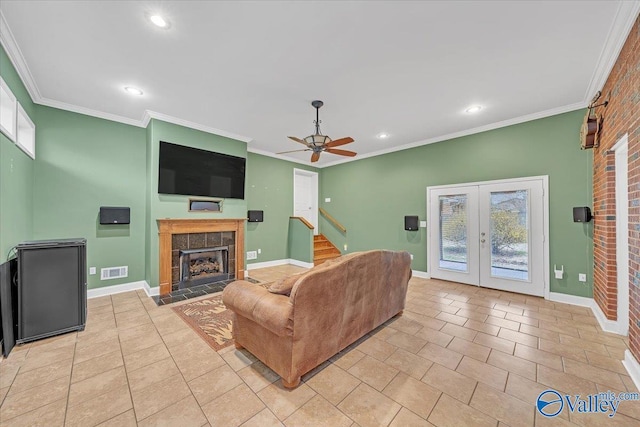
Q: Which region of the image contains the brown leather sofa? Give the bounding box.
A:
[222,250,412,388]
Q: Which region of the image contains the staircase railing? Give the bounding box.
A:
[319,208,347,233]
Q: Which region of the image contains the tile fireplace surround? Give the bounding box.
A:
[157,219,245,296]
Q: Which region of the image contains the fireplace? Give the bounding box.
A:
[179,246,229,289]
[158,219,245,295]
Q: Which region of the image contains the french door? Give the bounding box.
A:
[428,177,546,296]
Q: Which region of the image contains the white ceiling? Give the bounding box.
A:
[1,1,638,166]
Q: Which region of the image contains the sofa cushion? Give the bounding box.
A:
[267,273,303,296]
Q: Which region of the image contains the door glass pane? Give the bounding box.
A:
[439,195,468,272]
[490,190,529,281]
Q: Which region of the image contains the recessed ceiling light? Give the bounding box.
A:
[149,15,169,28]
[124,86,143,96]
[377,133,389,139]
[465,105,483,114]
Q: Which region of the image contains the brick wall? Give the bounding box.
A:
[592,16,639,361]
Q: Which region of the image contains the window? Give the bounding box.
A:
[0,76,17,142]
[16,103,35,159]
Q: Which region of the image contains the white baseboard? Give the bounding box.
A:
[87,280,153,299]
[246,259,290,270]
[412,270,431,279]
[548,292,627,335]
[548,292,593,307]
[590,299,626,335]
[143,281,160,297]
[622,350,640,391]
[246,258,314,270]
[288,259,314,269]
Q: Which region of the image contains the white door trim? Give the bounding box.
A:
[427,175,549,298]
[614,133,629,335]
[293,168,319,234]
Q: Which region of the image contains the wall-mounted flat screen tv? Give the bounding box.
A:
[158,141,246,199]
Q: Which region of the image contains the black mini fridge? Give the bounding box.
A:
[16,238,87,344]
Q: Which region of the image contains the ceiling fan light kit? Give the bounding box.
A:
[278,100,357,163]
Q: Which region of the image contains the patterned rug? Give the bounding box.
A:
[171,279,266,351]
[172,294,235,351]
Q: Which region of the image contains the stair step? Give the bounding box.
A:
[312,234,340,266]
[314,251,341,260]
[314,241,334,249]
[315,247,340,256]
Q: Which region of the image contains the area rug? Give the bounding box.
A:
[172,294,235,351]
[172,280,267,351]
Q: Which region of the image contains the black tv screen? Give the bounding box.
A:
[158,141,246,199]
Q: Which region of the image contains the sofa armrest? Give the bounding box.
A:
[222,280,294,337]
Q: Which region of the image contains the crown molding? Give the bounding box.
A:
[319,101,587,168]
[0,10,41,101]
[584,1,640,100]
[247,146,314,166]
[142,110,253,143]
[38,97,145,127]
[1,5,636,164]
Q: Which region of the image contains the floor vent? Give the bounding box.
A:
[101,266,128,280]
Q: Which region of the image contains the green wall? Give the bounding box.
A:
[145,119,248,287]
[287,218,314,263]
[245,153,317,265]
[2,42,594,297]
[320,110,594,297]
[0,46,35,258]
[33,106,147,289]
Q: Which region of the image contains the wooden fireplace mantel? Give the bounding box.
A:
[157,218,245,295]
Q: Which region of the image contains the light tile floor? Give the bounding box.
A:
[1,265,639,426]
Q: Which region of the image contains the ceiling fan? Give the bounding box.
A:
[278,100,356,163]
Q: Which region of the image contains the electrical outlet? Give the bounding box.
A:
[247,251,257,260]
[258,248,261,254]
[410,254,414,260]
[89,267,96,275]
[579,273,587,282]
[325,198,331,203]
[343,244,348,251]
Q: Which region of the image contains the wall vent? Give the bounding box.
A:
[100,266,128,280]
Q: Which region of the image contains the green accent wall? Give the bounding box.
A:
[245,153,317,265]
[320,110,594,297]
[33,106,147,289]
[288,218,313,263]
[144,119,248,287]
[2,40,594,298]
[0,45,35,258]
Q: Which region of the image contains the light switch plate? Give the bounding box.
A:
[420,221,427,228]
[579,273,587,282]
[89,267,96,275]
[325,198,331,203]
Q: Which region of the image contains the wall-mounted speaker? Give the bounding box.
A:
[99,207,130,225]
[573,207,592,223]
[404,215,419,231]
[248,210,264,222]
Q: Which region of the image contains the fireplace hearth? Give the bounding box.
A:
[179,246,229,289]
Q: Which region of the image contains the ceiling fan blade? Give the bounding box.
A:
[276,149,311,155]
[325,148,357,157]
[311,152,321,162]
[325,137,354,148]
[288,136,308,146]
